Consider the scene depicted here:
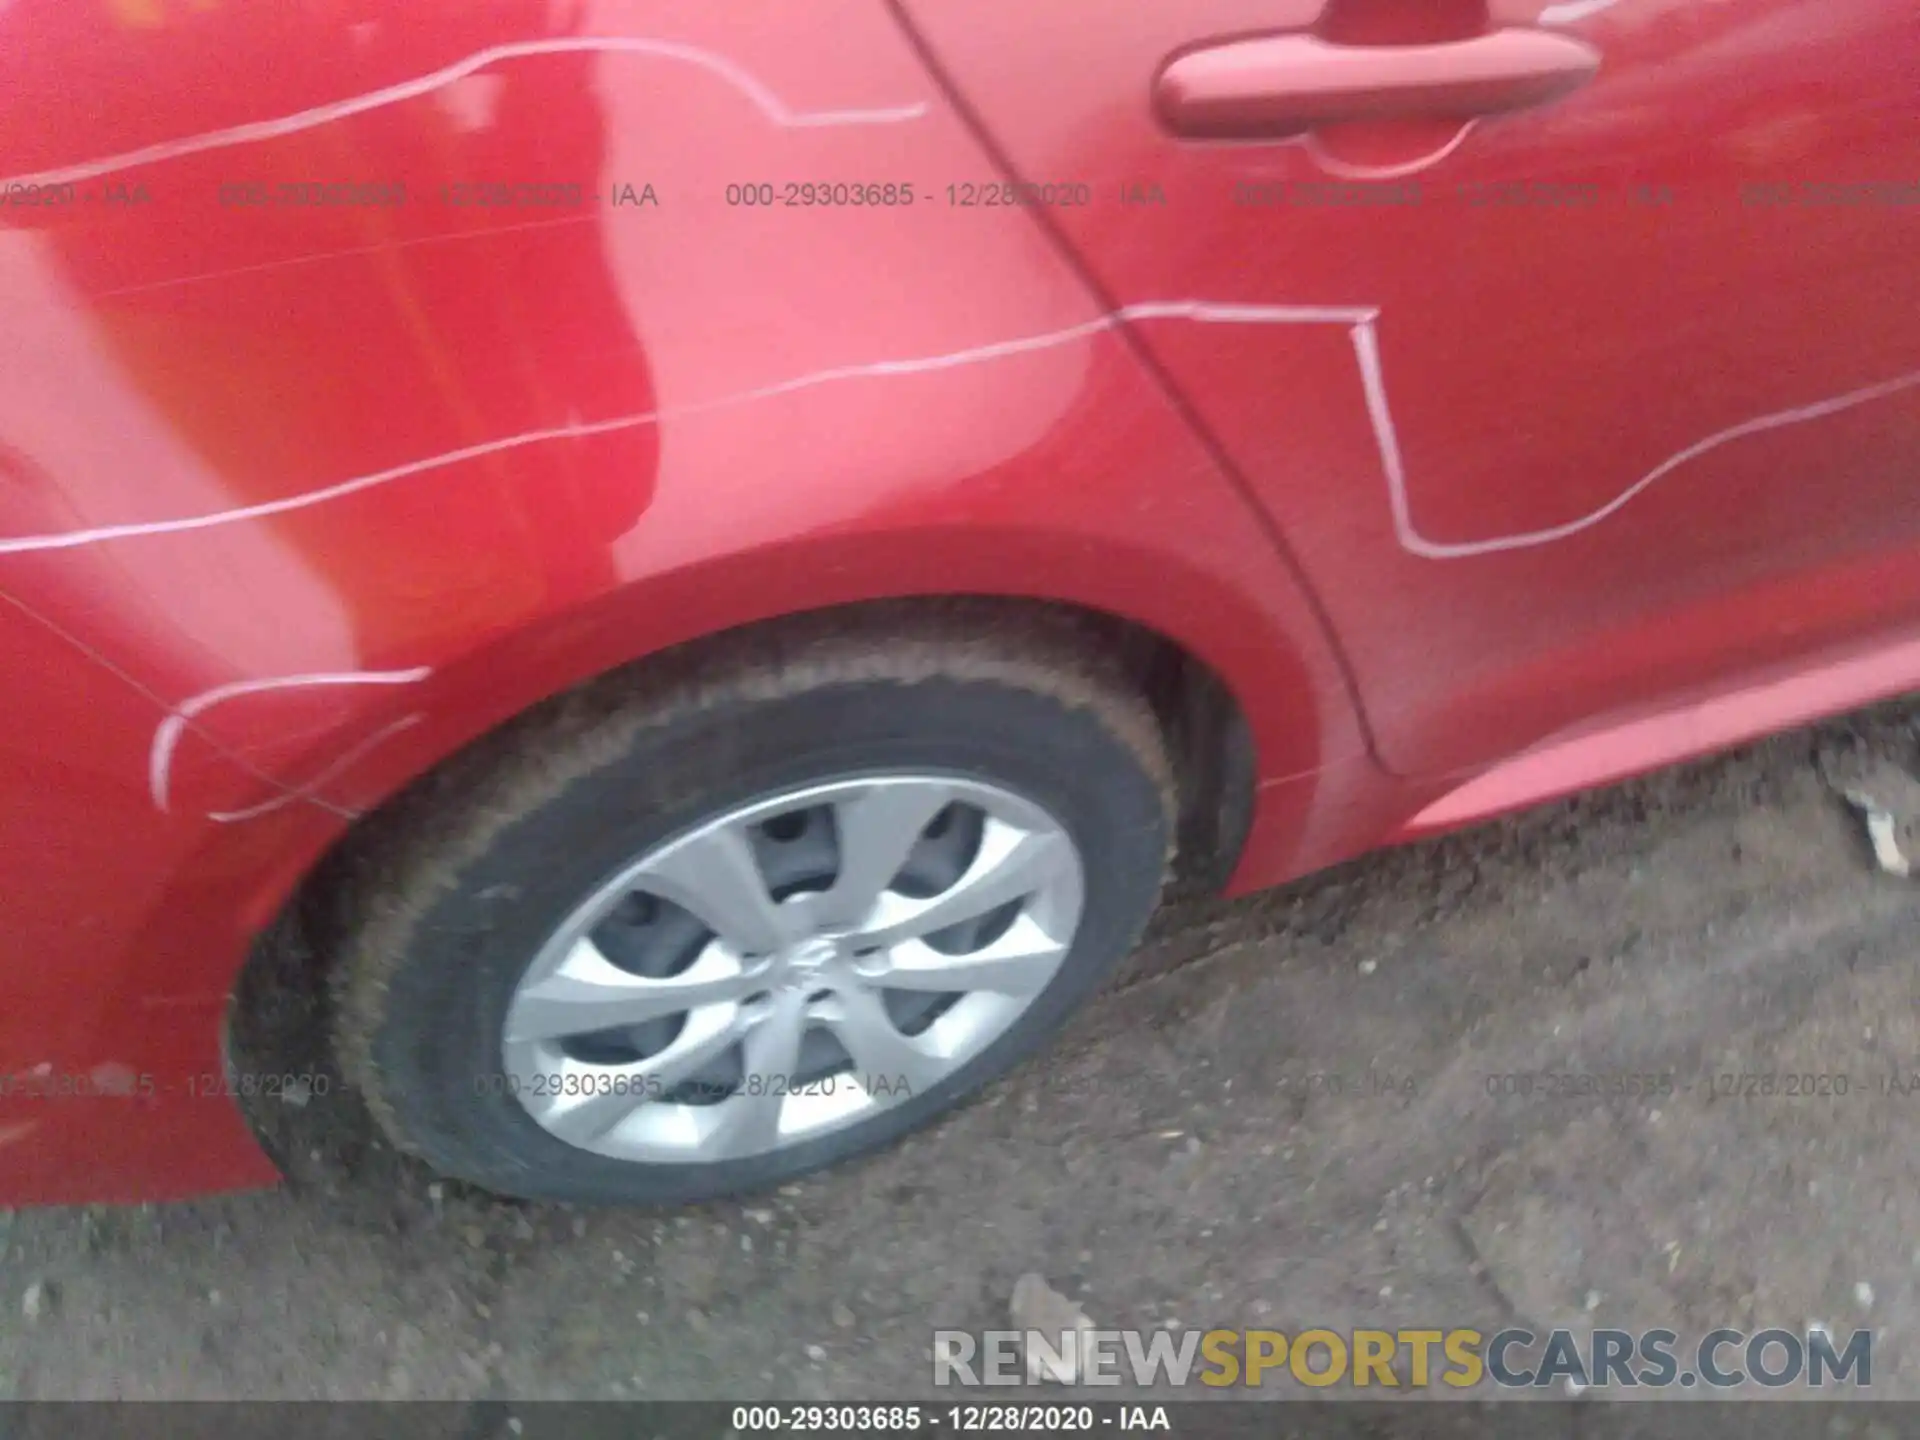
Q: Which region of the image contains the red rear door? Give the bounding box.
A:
[896,0,1920,775]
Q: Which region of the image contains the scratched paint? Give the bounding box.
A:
[205,713,424,823]
[1371,361,1920,560]
[0,36,928,191]
[0,305,1364,556]
[2,303,1913,571]
[149,668,432,814]
[1300,121,1481,181]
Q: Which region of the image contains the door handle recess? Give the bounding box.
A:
[1157,28,1601,139]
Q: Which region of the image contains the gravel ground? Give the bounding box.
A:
[4,700,1920,1404]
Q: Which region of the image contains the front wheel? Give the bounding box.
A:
[333,613,1174,1204]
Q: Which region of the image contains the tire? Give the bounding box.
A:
[333,608,1174,1205]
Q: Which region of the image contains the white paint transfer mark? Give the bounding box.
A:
[3,303,1914,569]
[1539,0,1624,24]
[0,303,1372,556]
[1369,359,1920,559]
[207,712,423,822]
[1299,121,1481,180]
[0,581,356,818]
[1125,301,1378,325]
[0,414,672,555]
[150,668,430,813]
[0,37,927,190]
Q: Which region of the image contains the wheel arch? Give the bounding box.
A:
[229,513,1334,930]
[222,579,1268,1176]
[267,584,1265,942]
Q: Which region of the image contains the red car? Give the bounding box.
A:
[1,0,1915,1206]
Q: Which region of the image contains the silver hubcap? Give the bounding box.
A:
[500,775,1086,1163]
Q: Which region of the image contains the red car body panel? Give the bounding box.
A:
[895,0,1920,778]
[0,0,1913,1203]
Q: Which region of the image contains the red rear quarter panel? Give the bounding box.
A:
[0,0,1367,1202]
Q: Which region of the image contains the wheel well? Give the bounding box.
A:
[331,594,1255,903]
[1005,598,1255,894]
[674,596,1253,891]
[228,594,1254,1170]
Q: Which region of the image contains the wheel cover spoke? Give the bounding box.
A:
[504,939,755,1043]
[814,781,954,929]
[498,774,1086,1165]
[855,820,1069,948]
[703,989,809,1158]
[821,986,947,1094]
[520,1006,740,1146]
[632,823,802,956]
[868,916,1067,996]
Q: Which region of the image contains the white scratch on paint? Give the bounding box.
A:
[0,303,1370,555]
[149,668,430,813]
[1349,320,1419,548]
[1299,121,1481,180]
[1124,301,1379,325]
[4,303,1915,569]
[0,37,928,190]
[1539,0,1623,25]
[206,712,423,822]
[1365,353,1920,559]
